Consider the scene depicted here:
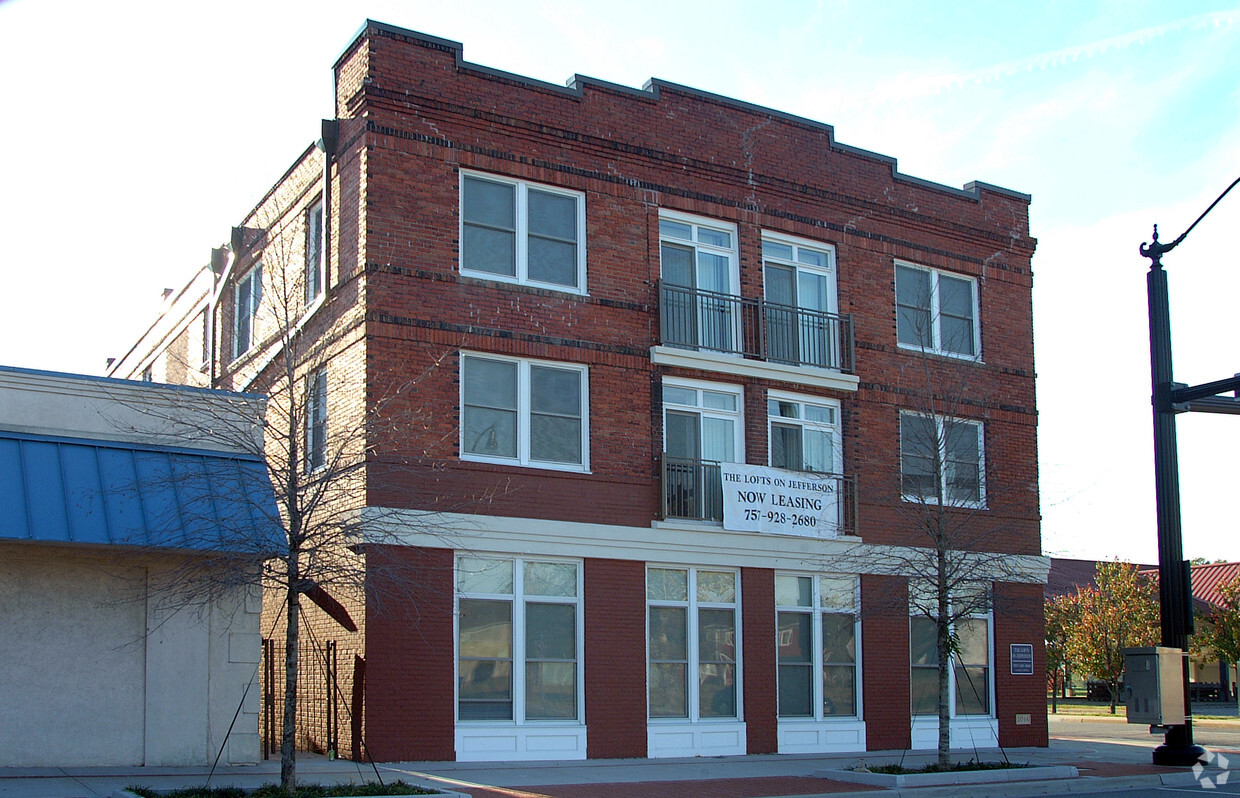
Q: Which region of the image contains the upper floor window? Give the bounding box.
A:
[663,380,743,466]
[776,573,858,718]
[660,212,739,352]
[461,173,585,292]
[461,353,588,471]
[457,556,582,723]
[895,262,979,358]
[306,369,327,472]
[899,412,985,507]
[233,264,262,360]
[768,392,841,475]
[763,234,839,368]
[305,200,324,305]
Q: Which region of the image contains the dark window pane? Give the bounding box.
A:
[463,226,516,276]
[822,613,855,664]
[823,665,856,715]
[649,606,687,660]
[699,663,736,717]
[955,665,990,715]
[698,608,735,662]
[531,366,581,416]
[528,190,577,240]
[648,662,687,717]
[529,415,581,463]
[910,617,938,665]
[463,177,514,228]
[771,423,801,471]
[528,236,577,285]
[458,599,511,658]
[463,407,517,458]
[526,603,575,660]
[661,243,694,287]
[778,612,812,663]
[778,663,812,716]
[911,667,939,715]
[526,661,577,719]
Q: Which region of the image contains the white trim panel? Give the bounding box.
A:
[455,724,587,761]
[647,721,747,758]
[777,719,866,754]
[910,716,998,750]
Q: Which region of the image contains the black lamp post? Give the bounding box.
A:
[1139,176,1240,766]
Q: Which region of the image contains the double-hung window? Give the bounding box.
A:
[763,234,838,368]
[895,262,979,358]
[662,380,743,521]
[776,574,858,718]
[768,392,841,475]
[233,264,262,360]
[457,557,582,722]
[461,173,585,292]
[461,353,588,470]
[659,213,739,353]
[647,567,740,720]
[305,200,324,305]
[909,584,992,717]
[899,412,984,507]
[306,369,327,472]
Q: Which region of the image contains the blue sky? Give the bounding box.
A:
[1,0,1237,563]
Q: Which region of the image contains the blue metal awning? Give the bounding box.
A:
[0,431,285,555]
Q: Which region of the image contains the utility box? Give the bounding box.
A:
[1122,646,1186,725]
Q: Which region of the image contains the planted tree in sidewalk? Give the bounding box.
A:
[837,263,1041,768]
[115,194,469,788]
[1066,561,1159,713]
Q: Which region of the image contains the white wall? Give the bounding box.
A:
[0,544,261,767]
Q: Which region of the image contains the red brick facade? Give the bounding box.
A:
[118,20,1045,762]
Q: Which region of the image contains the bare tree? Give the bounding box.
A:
[840,266,1041,767]
[110,193,483,787]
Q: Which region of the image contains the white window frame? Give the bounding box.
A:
[659,210,741,354]
[775,573,860,721]
[661,378,745,464]
[909,589,994,719]
[761,232,840,367]
[455,556,584,725]
[305,199,324,306]
[459,171,587,293]
[899,411,986,508]
[895,261,980,360]
[306,369,327,473]
[766,390,842,475]
[460,352,590,472]
[233,263,262,361]
[646,566,742,723]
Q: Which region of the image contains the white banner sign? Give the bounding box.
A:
[720,463,840,538]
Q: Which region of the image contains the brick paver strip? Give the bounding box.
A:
[458,775,880,798]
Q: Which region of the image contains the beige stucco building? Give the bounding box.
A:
[0,366,281,767]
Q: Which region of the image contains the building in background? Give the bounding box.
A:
[112,21,1044,762]
[0,366,281,767]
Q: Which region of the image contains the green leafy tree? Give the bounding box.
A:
[1196,576,1240,699]
[1045,594,1080,713]
[1067,561,1160,713]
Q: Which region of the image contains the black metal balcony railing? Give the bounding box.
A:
[659,282,855,373]
[661,456,857,536]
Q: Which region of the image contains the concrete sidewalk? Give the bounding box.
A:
[1,738,1235,798]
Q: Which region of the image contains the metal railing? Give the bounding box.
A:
[659,282,855,373]
[661,455,858,536]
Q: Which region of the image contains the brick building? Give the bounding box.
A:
[112,20,1046,762]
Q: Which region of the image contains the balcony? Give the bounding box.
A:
[661,456,857,537]
[658,282,855,374]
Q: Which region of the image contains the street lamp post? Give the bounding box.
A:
[1142,227,1205,766]
[1138,175,1240,765]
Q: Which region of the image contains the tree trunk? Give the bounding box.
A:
[1050,672,1058,714]
[281,585,301,789]
[1108,680,1118,715]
